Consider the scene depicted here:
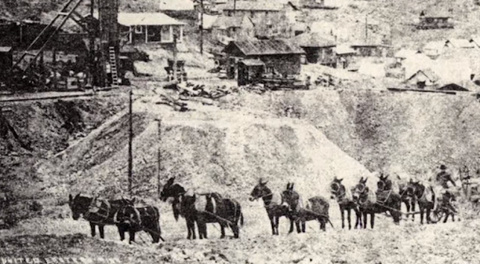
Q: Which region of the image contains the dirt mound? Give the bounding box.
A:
[39,103,374,202]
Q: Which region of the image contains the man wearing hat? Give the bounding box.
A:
[436,164,456,189]
[434,164,457,213]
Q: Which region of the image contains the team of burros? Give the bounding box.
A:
[68,164,477,243]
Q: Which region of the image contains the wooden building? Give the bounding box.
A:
[300,0,339,9]
[238,59,265,85]
[211,15,254,41]
[223,39,304,80]
[0,47,12,81]
[445,39,475,49]
[335,44,356,69]
[195,0,228,15]
[295,32,336,67]
[417,11,454,29]
[351,42,389,57]
[405,69,440,89]
[222,1,296,38]
[118,13,185,44]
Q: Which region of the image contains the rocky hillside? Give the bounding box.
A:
[0,95,127,227]
[220,88,480,178]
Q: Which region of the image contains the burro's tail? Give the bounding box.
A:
[240,212,244,226]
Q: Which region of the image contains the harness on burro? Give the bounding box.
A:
[376,174,393,205]
[86,197,111,223]
[433,165,457,214]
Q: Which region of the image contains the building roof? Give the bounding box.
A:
[351,42,389,47]
[445,39,475,49]
[211,15,251,29]
[294,32,336,48]
[407,68,440,83]
[202,14,218,29]
[335,44,356,55]
[118,13,185,26]
[437,83,470,92]
[394,49,420,59]
[420,10,452,18]
[0,46,12,52]
[223,1,284,11]
[224,39,305,56]
[241,59,265,66]
[293,22,308,32]
[159,0,195,10]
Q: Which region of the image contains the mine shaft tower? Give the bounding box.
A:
[10,0,120,88]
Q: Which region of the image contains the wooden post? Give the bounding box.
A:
[173,35,177,82]
[53,48,57,90]
[200,0,204,54]
[145,26,148,43]
[156,118,162,197]
[128,88,133,196]
[234,0,236,14]
[365,15,368,43]
[89,0,95,88]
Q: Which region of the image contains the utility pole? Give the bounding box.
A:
[234,0,237,14]
[128,88,133,196]
[89,0,95,87]
[200,0,204,54]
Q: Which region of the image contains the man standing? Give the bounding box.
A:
[436,164,456,189]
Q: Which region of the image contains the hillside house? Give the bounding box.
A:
[406,69,440,89]
[118,13,185,44]
[423,41,445,58]
[335,44,356,69]
[445,39,475,49]
[295,32,336,67]
[222,1,297,38]
[195,0,228,15]
[223,39,305,80]
[211,15,254,41]
[350,42,389,57]
[417,11,453,29]
[394,49,420,63]
[300,0,339,9]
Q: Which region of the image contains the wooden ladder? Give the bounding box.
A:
[109,46,119,87]
[12,0,85,72]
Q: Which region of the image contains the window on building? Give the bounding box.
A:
[250,11,254,18]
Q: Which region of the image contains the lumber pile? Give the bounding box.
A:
[155,93,190,112]
[176,82,232,99]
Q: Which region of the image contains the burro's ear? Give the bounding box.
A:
[75,193,80,199]
[131,197,137,204]
[290,183,295,190]
[339,178,343,182]
[364,177,368,183]
[69,194,73,202]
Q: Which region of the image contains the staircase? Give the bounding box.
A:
[12,0,85,72]
[108,46,119,87]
